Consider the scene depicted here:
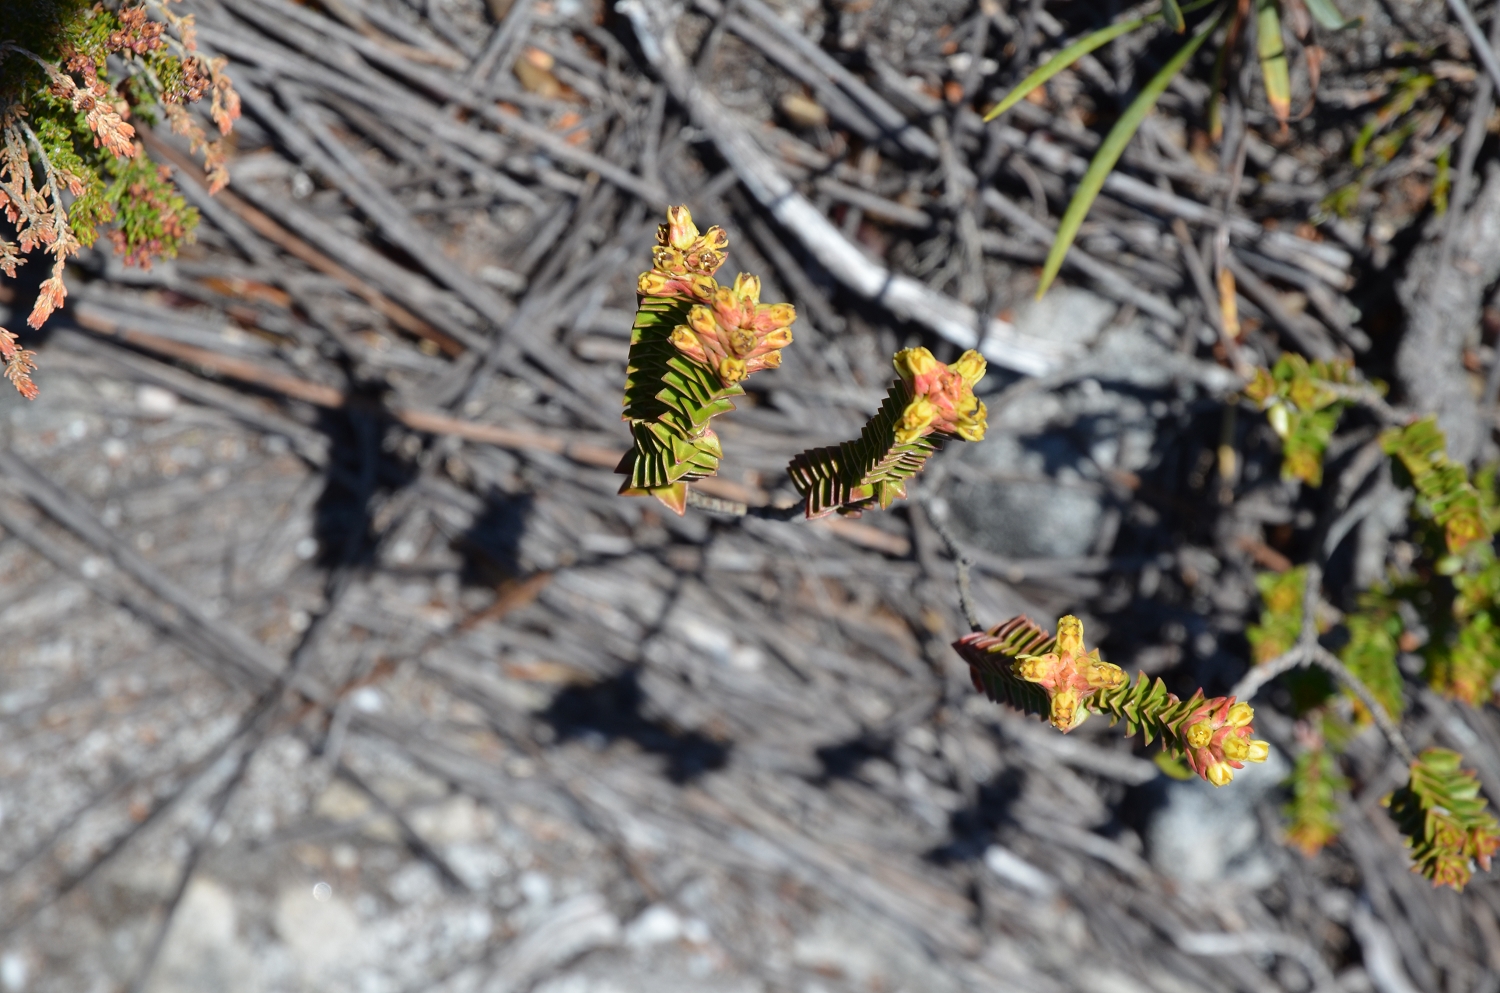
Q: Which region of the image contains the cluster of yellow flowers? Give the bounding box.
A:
[638,206,796,389]
[891,347,987,444]
[669,274,795,387]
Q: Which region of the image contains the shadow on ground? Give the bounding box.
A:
[539,668,731,783]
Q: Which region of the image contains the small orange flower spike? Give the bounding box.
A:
[892,347,988,444]
[1013,616,1127,731]
[668,273,795,387]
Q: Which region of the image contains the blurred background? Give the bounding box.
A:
[1,0,1499,991]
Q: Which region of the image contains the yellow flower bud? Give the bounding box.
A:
[1013,655,1052,683]
[1226,702,1254,727]
[1222,735,1250,762]
[763,303,796,327]
[761,326,793,349]
[664,205,699,249]
[687,305,717,338]
[893,346,941,381]
[951,349,987,388]
[954,401,988,442]
[670,326,699,352]
[639,271,670,296]
[1056,615,1085,656]
[1206,762,1235,787]
[1050,688,1085,731]
[1084,659,1127,690]
[652,246,685,272]
[1244,739,1270,763]
[1186,720,1213,749]
[761,350,783,369]
[718,357,747,385]
[728,327,757,357]
[733,272,761,302]
[895,396,936,444]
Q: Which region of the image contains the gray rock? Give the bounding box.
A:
[947,474,1106,559]
[147,878,261,993]
[1010,286,1117,350]
[1143,746,1291,887]
[273,883,363,983]
[943,311,1239,560]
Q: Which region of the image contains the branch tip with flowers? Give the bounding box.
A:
[616,205,792,514]
[787,346,987,519]
[955,614,1270,787]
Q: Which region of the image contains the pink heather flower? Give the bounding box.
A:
[668,273,795,387]
[1180,697,1271,786]
[27,267,67,330]
[891,347,988,443]
[1014,615,1127,731]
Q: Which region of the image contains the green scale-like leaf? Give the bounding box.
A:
[952,616,1056,718]
[622,294,741,437]
[618,420,724,491]
[1091,673,1209,750]
[1386,748,1500,890]
[787,379,945,518]
[618,293,743,492]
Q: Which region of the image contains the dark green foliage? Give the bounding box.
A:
[101,150,197,266]
[1284,745,1348,857]
[0,1,89,88]
[787,379,944,518]
[29,105,108,243]
[1386,749,1500,890]
[616,293,738,493]
[1340,597,1405,721]
[952,616,1055,718]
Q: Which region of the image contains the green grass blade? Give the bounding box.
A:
[1037,10,1225,298]
[1163,0,1186,32]
[1304,0,1357,30]
[1257,0,1290,122]
[1206,27,1232,139]
[984,0,1224,122]
[984,17,1148,122]
[1433,144,1451,215]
